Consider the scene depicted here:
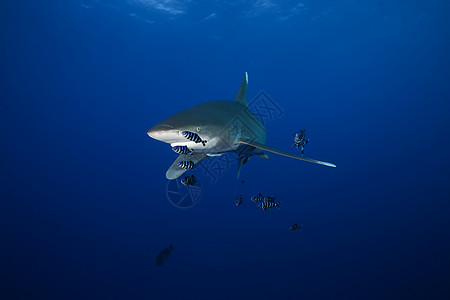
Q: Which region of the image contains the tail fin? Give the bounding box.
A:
[237,154,251,178]
[237,156,244,178]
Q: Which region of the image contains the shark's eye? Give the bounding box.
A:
[196,127,201,132]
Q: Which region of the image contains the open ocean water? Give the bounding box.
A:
[1,0,450,299]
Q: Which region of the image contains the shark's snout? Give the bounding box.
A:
[147,123,182,144]
[147,124,174,137]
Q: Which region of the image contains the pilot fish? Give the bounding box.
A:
[177,161,196,170]
[264,196,276,203]
[293,129,309,155]
[155,244,174,266]
[251,193,264,203]
[182,131,207,146]
[235,193,243,206]
[181,174,196,187]
[172,145,193,155]
[289,224,303,231]
[257,201,280,211]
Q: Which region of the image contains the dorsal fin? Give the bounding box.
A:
[235,72,248,107]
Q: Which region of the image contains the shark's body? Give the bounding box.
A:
[147,73,335,180]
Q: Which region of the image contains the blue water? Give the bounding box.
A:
[1,1,450,299]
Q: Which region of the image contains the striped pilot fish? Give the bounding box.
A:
[251,193,265,203]
[257,201,280,211]
[177,160,196,170]
[293,129,309,155]
[172,145,193,155]
[181,174,196,187]
[264,196,276,203]
[182,131,207,146]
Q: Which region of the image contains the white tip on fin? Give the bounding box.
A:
[235,72,248,107]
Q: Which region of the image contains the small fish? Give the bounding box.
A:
[251,193,264,203]
[182,131,207,146]
[240,180,245,184]
[172,145,193,155]
[181,174,196,187]
[177,161,196,170]
[257,201,280,211]
[292,129,309,155]
[155,244,174,266]
[235,193,243,206]
[264,196,276,203]
[289,224,303,232]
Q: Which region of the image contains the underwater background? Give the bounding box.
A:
[1,0,450,299]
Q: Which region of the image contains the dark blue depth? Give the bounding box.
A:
[1,1,450,299]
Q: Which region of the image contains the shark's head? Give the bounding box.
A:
[146,103,222,149]
[147,121,205,145]
[147,73,251,151]
[147,100,250,153]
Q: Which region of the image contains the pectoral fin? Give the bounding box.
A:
[238,140,336,168]
[166,153,208,180]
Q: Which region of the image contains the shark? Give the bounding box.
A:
[147,73,336,180]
